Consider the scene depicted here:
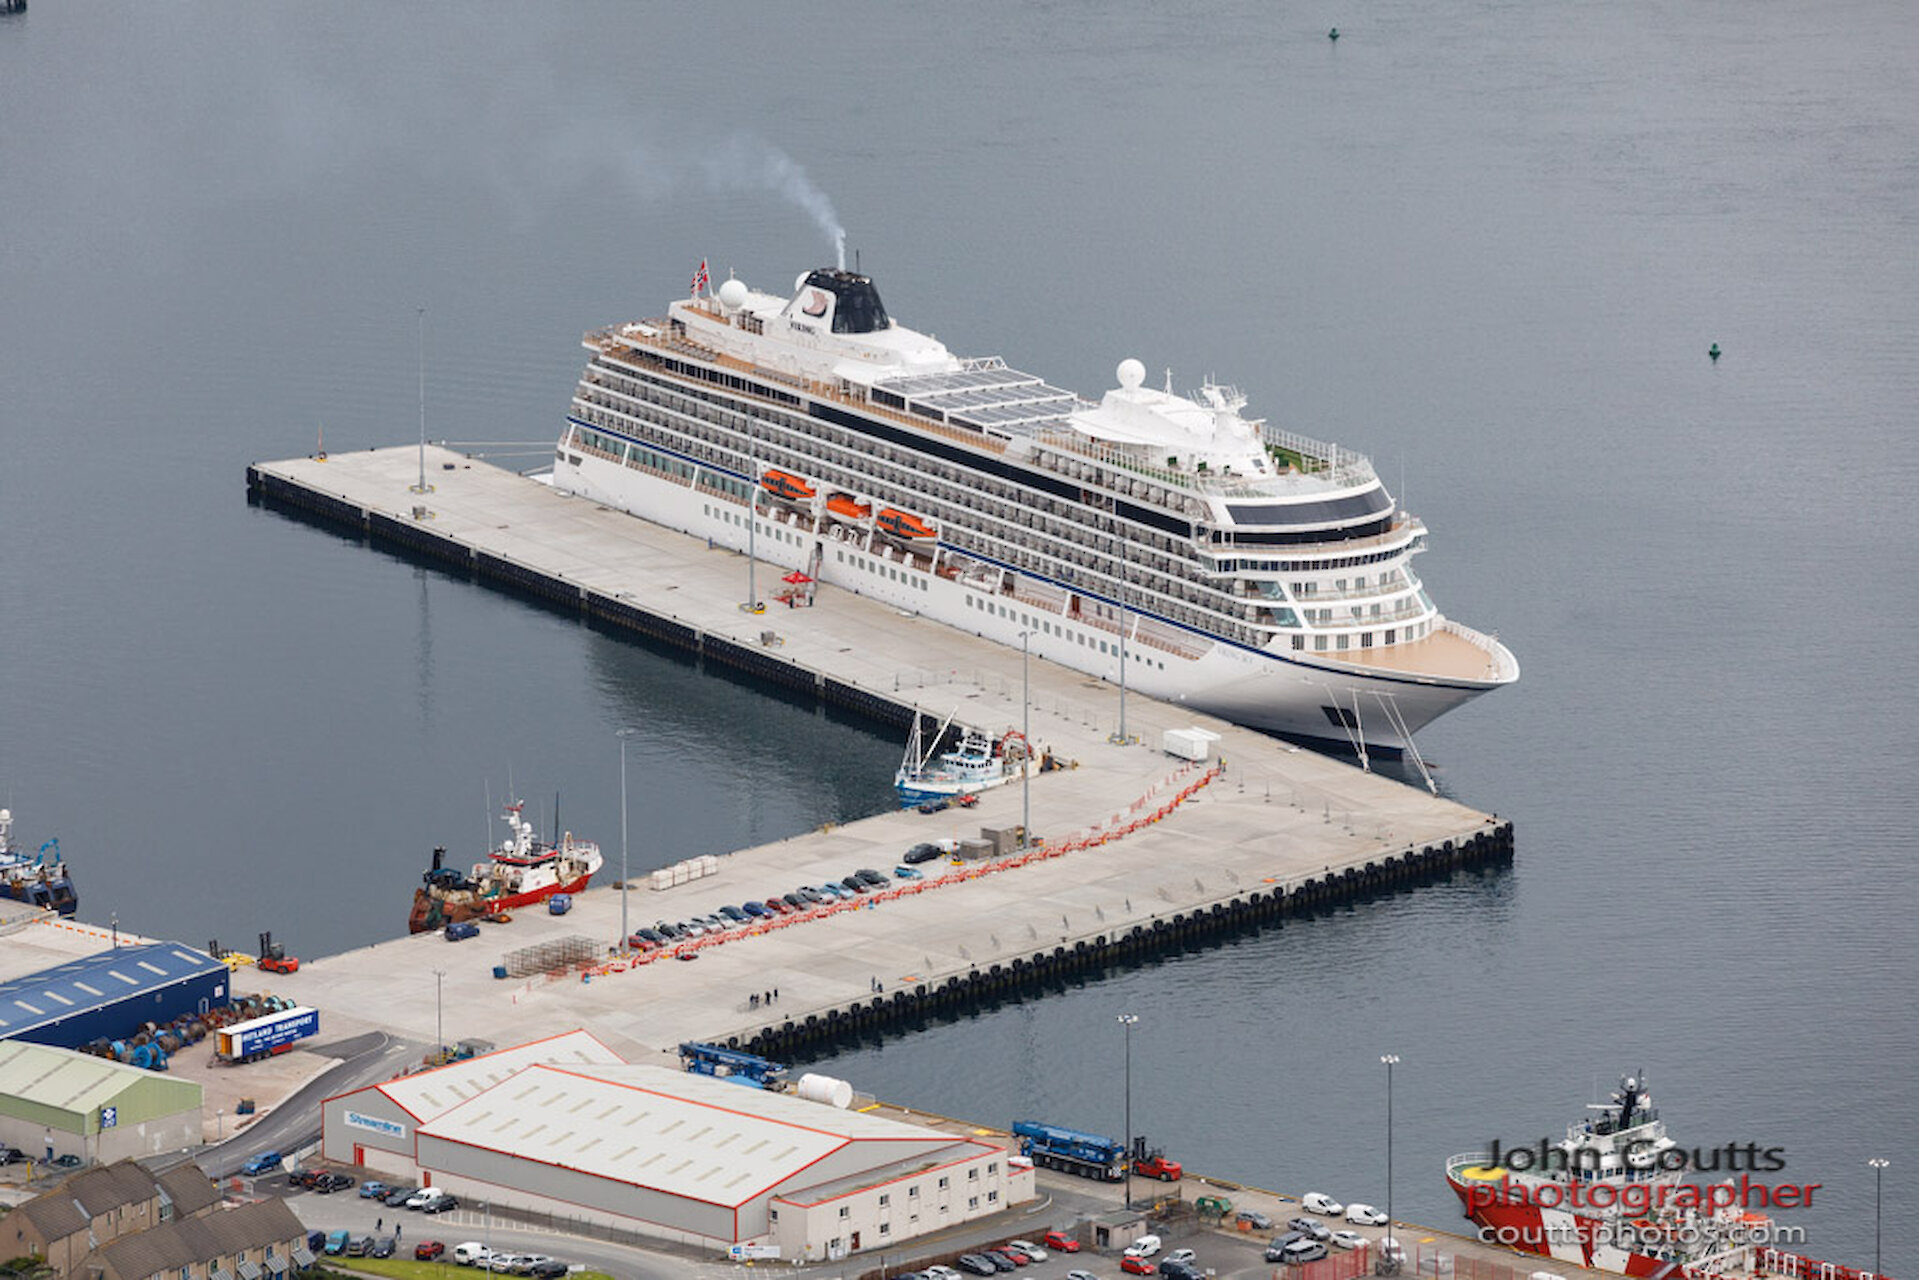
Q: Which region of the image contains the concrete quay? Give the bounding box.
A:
[242,445,1512,1062]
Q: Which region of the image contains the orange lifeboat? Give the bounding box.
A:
[876,507,937,540]
[761,470,815,502]
[826,493,872,521]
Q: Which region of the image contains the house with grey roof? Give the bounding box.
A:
[84,1197,307,1280]
[6,1158,220,1275]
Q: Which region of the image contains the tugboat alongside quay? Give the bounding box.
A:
[1446,1074,1893,1280]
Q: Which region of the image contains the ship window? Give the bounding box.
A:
[1292,636,1305,650]
[1385,629,1396,644]
[1361,632,1373,648]
[1337,634,1350,650]
[1315,636,1328,651]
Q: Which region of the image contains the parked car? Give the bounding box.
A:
[1281,1240,1328,1266]
[1330,1231,1366,1251]
[983,1251,1021,1270]
[741,901,770,919]
[1066,1272,1100,1280]
[718,904,749,922]
[893,865,923,880]
[290,1169,324,1190]
[314,1171,356,1193]
[346,1236,375,1257]
[1160,1264,1202,1280]
[1121,1257,1157,1276]
[926,1267,965,1280]
[50,1154,84,1169]
[1346,1203,1389,1226]
[840,875,869,894]
[485,1256,527,1273]
[453,1242,493,1267]
[0,1146,26,1165]
[1303,1192,1344,1216]
[423,1194,462,1214]
[407,1187,446,1209]
[1125,1236,1162,1259]
[956,1257,998,1277]
[527,1263,568,1279]
[903,842,943,864]
[1043,1231,1081,1253]
[782,892,808,909]
[1237,1210,1274,1230]
[373,1238,397,1258]
[999,1245,1037,1264]
[761,898,789,914]
[1265,1233,1307,1263]
[384,1185,419,1206]
[307,1232,327,1253]
[916,798,950,813]
[444,920,480,941]
[324,1231,351,1256]
[360,1180,394,1199]
[1165,1250,1196,1266]
[415,1241,447,1261]
[240,1151,283,1176]
[510,1255,555,1275]
[1377,1238,1407,1266]
[855,868,889,886]
[1008,1241,1049,1262]
[1289,1217,1332,1241]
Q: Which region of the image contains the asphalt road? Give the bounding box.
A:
[200,1031,430,1180]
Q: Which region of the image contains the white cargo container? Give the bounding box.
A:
[1161,727,1220,761]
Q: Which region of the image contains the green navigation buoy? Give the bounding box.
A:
[1709,343,1721,362]
[1329,27,1340,40]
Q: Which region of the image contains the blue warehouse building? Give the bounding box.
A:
[0,943,229,1049]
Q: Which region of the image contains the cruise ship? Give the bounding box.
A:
[552,265,1517,754]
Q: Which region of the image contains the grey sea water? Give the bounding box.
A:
[1,2,1914,1270]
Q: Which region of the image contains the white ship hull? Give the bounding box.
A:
[558,446,1506,752]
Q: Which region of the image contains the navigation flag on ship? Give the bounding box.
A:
[690,259,709,297]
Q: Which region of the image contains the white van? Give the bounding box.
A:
[453,1243,492,1267]
[1125,1236,1162,1259]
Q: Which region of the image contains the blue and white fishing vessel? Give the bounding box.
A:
[0,807,78,916]
[894,713,1028,806]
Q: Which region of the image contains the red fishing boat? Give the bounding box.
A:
[408,802,603,933]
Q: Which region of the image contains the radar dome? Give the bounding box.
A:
[1116,358,1146,390]
[717,278,749,311]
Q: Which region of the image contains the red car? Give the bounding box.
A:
[414,1241,445,1261]
[1122,1257,1156,1275]
[1044,1232,1081,1253]
[762,898,790,915]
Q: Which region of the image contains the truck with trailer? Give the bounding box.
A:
[215,1005,319,1064]
[1012,1121,1182,1182]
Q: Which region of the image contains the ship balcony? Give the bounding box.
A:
[1285,573,1420,604]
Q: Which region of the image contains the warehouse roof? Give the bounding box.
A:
[0,1040,203,1120]
[0,941,225,1040]
[422,1061,961,1208]
[354,1028,621,1122]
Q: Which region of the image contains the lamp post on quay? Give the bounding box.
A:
[1868,1157,1888,1278]
[1118,1013,1139,1209]
[617,727,636,949]
[1379,1054,1400,1276]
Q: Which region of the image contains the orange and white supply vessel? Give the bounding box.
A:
[1445,1074,1890,1280]
[554,263,1517,756]
[408,802,602,933]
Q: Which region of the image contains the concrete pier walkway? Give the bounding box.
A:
[244,446,1511,1060]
